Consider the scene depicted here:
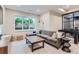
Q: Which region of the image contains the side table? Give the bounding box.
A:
[61,38,71,53]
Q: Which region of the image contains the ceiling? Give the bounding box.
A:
[4,5,79,15]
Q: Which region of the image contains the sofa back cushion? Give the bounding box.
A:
[56,32,64,38]
[40,30,55,37]
[52,32,57,39]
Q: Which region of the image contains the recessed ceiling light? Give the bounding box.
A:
[58,8,66,12]
[36,9,40,12]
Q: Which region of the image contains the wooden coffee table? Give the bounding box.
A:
[25,36,45,52]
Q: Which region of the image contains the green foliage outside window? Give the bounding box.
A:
[15,16,35,30]
[29,18,33,24]
[15,17,22,23]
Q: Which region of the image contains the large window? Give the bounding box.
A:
[74,12,79,28]
[63,11,79,29]
[63,13,74,29]
[15,16,36,30]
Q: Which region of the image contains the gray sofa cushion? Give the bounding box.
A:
[37,30,62,49]
[37,34,49,38]
[40,30,55,37]
[37,31,57,41]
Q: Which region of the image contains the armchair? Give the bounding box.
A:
[0,35,12,54]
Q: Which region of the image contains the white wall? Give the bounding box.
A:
[0,7,3,34]
[40,11,50,30]
[40,11,62,31]
[0,25,3,34]
[0,7,3,24]
[2,7,62,34]
[50,13,62,31]
[3,8,40,35]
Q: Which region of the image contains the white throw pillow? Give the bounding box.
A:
[57,32,63,38]
[52,33,57,39]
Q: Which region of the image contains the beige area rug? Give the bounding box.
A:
[8,38,79,54]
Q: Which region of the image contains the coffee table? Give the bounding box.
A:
[25,36,45,52]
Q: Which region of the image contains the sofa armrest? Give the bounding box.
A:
[0,35,12,47]
[56,38,62,48]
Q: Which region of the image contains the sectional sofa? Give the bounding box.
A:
[37,30,63,49]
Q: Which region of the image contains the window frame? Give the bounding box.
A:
[15,15,36,31]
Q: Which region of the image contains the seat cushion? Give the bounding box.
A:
[41,30,54,37]
[37,33,57,41]
[11,34,23,41]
